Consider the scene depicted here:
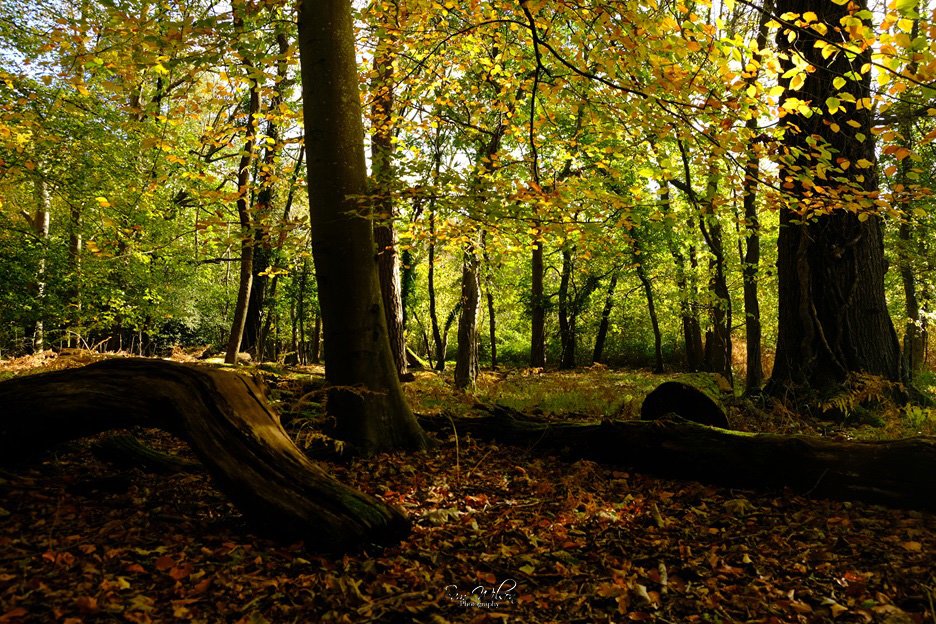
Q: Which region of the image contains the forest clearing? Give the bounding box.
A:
[3,0,936,621]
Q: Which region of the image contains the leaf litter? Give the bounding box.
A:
[0,362,934,623]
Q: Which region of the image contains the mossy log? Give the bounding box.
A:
[0,358,409,551]
[434,404,936,511]
[640,380,731,428]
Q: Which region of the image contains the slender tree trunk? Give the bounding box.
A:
[401,248,416,330]
[482,231,497,370]
[697,162,733,385]
[769,0,901,394]
[482,250,497,370]
[247,30,290,360]
[310,312,321,365]
[739,0,771,393]
[224,70,261,365]
[67,203,82,348]
[454,240,481,390]
[371,10,407,378]
[29,178,51,352]
[558,247,576,369]
[659,182,703,370]
[427,207,447,371]
[897,11,926,381]
[259,150,305,354]
[298,0,427,452]
[633,239,664,374]
[592,273,618,364]
[530,238,546,368]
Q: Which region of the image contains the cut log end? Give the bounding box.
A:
[640,381,730,429]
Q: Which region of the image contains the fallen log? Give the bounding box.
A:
[0,358,409,551]
[433,404,936,512]
[640,380,730,428]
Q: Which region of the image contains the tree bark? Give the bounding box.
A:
[633,238,664,374]
[592,273,617,364]
[558,247,576,369]
[530,238,546,368]
[454,240,481,390]
[482,231,498,370]
[427,207,447,371]
[769,0,901,394]
[298,0,427,452]
[659,182,704,370]
[371,9,408,378]
[897,10,926,382]
[0,359,410,551]
[224,27,262,366]
[432,405,936,512]
[29,177,51,352]
[242,31,291,362]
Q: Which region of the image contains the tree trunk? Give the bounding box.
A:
[738,0,771,394]
[897,11,926,382]
[454,240,481,390]
[242,31,290,361]
[0,359,409,551]
[530,238,546,368]
[660,182,704,370]
[482,231,497,370]
[29,177,51,352]
[67,202,82,348]
[592,273,617,364]
[427,207,447,371]
[432,405,936,512]
[558,247,576,370]
[298,0,427,452]
[633,239,664,374]
[769,0,901,394]
[371,10,408,378]
[224,39,262,366]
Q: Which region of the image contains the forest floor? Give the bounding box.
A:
[1,351,935,624]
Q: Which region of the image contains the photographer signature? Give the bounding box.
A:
[444,579,518,608]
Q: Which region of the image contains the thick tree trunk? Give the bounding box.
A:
[298,0,427,452]
[454,241,481,390]
[0,359,410,551]
[592,273,617,364]
[769,0,901,393]
[530,238,546,368]
[434,405,936,512]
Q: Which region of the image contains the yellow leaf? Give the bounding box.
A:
[95,196,111,207]
[846,119,862,128]
[826,97,840,114]
[856,158,873,168]
[833,76,847,90]
[802,11,817,22]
